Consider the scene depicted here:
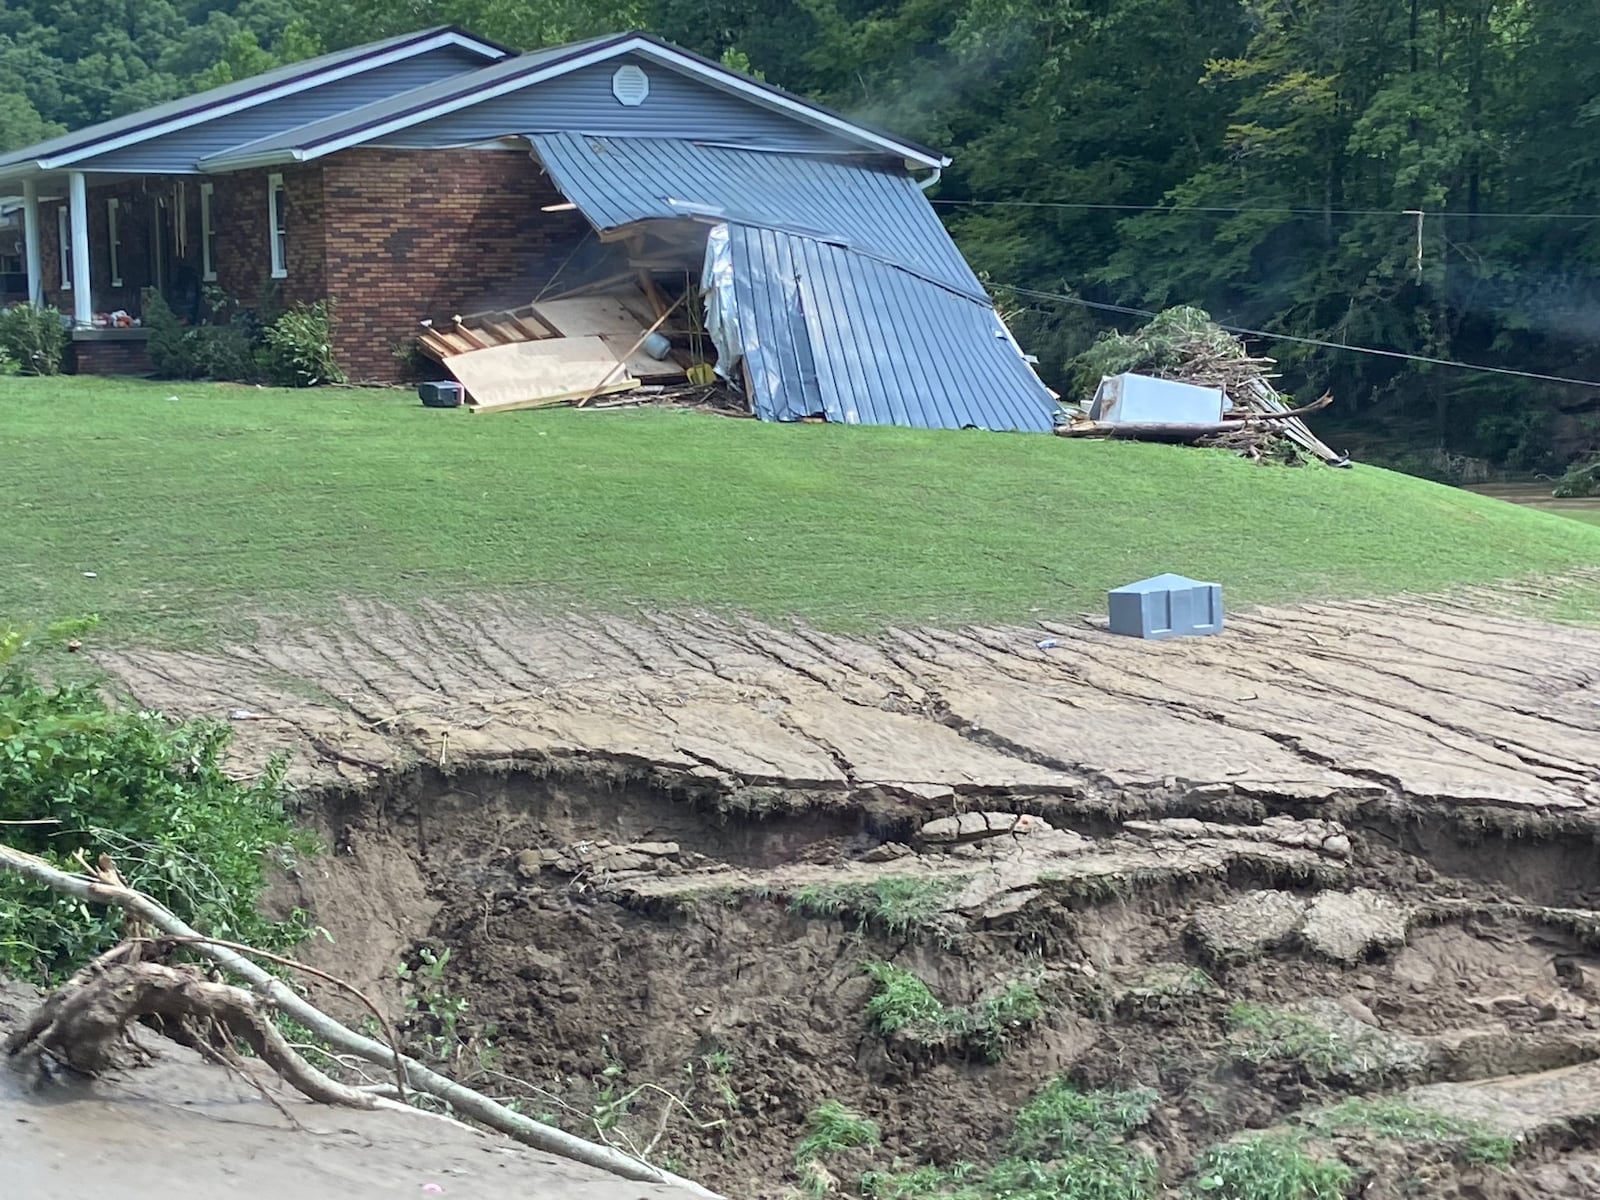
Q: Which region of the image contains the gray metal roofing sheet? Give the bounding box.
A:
[0,27,499,172]
[530,132,983,299]
[723,224,1058,432]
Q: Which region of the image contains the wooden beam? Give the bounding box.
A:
[470,378,639,415]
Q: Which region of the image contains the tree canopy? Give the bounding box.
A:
[5,0,1597,474]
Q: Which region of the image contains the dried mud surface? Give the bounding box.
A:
[35,588,1600,1196]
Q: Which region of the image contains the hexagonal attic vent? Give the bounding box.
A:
[612,64,649,106]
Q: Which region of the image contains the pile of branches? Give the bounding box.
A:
[1062,306,1348,466]
[1067,305,1276,405]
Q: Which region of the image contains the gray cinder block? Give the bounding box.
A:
[1108,573,1223,639]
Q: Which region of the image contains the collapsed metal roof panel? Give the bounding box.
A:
[707,224,1058,432]
[529,132,984,300]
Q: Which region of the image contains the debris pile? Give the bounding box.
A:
[1058,306,1349,466]
[416,279,726,415]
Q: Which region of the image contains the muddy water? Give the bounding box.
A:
[1466,481,1600,523]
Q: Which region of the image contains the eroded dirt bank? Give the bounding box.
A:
[77,588,1600,1194]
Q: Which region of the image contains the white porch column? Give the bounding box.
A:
[21,179,42,308]
[68,170,91,326]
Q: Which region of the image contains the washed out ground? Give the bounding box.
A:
[9,380,1600,1196]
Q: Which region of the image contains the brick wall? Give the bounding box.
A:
[319,148,591,380]
[212,166,326,311]
[71,337,153,375]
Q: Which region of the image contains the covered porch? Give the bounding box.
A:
[12,169,213,365]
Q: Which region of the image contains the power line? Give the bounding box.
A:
[935,198,1600,221]
[1000,284,1600,390]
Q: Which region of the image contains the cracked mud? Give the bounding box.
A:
[61,586,1600,1194]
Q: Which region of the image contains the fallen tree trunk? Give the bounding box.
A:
[0,843,722,1200]
[1056,419,1265,442]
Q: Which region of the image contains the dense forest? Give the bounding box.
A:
[3,0,1598,473]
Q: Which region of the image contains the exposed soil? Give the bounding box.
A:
[19,586,1600,1196]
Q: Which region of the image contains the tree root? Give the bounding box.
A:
[6,958,381,1110]
[0,842,723,1199]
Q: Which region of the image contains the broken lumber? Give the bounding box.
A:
[470,378,639,415]
[0,842,723,1200]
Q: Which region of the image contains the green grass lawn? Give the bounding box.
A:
[4,376,1599,644]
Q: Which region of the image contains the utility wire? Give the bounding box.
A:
[1001,284,1600,390]
[935,198,1600,221]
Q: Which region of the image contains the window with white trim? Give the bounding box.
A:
[267,173,287,279]
[57,206,71,291]
[200,182,217,281]
[106,198,122,287]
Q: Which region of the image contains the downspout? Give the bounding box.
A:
[917,167,942,192]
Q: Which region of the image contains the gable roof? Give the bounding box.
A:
[0,27,510,179]
[200,33,948,172]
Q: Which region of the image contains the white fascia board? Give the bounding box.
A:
[252,35,948,170]
[627,42,949,169]
[39,31,507,171]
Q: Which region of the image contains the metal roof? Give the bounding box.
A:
[711,223,1058,432]
[0,27,509,176]
[200,33,947,171]
[530,133,983,299]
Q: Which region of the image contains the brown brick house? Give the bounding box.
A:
[0,27,1059,431]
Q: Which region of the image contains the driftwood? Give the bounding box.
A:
[6,956,380,1110]
[0,843,722,1200]
[1058,419,1265,442]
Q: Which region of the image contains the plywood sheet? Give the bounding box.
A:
[535,297,643,339]
[444,336,625,408]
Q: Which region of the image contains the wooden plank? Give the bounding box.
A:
[417,331,455,362]
[535,296,644,338]
[470,378,639,415]
[444,336,627,409]
[511,314,556,341]
[576,296,685,407]
[450,323,490,351]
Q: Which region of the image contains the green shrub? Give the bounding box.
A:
[263,301,344,387]
[0,303,68,375]
[142,288,204,379]
[0,622,312,982]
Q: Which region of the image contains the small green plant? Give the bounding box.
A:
[864,961,948,1035]
[1187,1131,1351,1199]
[790,877,959,937]
[796,1100,881,1196]
[397,945,489,1071]
[865,1080,1159,1200]
[862,962,1043,1061]
[263,300,344,387]
[0,303,67,375]
[1311,1097,1516,1166]
[1010,1078,1157,1158]
[1228,1004,1347,1076]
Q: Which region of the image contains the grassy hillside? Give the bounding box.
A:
[4,376,1598,643]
